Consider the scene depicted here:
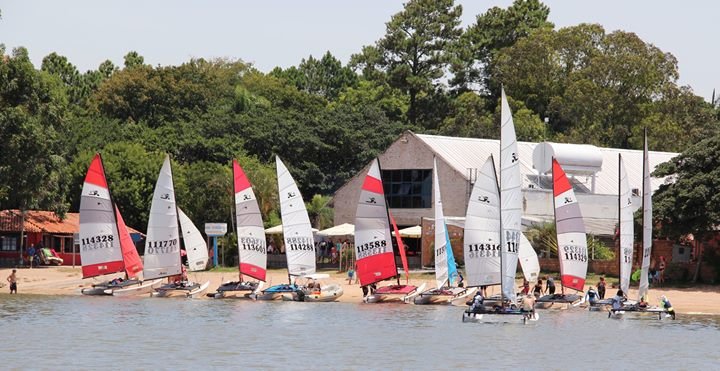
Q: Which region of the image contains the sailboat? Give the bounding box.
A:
[146,155,210,298]
[253,156,343,301]
[463,88,538,322]
[79,154,158,296]
[414,157,473,305]
[462,154,539,308]
[357,158,425,303]
[211,159,267,298]
[536,158,588,307]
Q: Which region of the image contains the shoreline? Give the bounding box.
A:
[2,266,719,315]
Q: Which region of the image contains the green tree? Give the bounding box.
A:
[351,0,462,126]
[272,51,358,100]
[123,51,146,69]
[306,194,333,230]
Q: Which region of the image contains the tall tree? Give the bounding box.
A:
[351,0,462,126]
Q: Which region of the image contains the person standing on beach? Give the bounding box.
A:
[27,244,36,268]
[7,269,17,294]
[597,276,607,299]
[544,275,556,295]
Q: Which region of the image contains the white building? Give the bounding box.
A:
[333,131,677,237]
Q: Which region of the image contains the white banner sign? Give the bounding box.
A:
[204,223,228,236]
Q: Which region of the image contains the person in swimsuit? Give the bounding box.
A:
[597,276,606,299]
[533,280,543,298]
[545,276,556,295]
[7,269,17,294]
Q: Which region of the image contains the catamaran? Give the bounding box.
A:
[145,155,210,298]
[609,130,674,319]
[253,156,343,301]
[211,159,267,298]
[536,158,588,308]
[356,158,425,303]
[414,158,472,305]
[463,88,538,323]
[79,154,158,296]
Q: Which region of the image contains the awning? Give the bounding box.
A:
[391,225,422,238]
[317,223,355,237]
[264,224,319,235]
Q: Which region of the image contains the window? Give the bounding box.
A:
[1,236,18,251]
[382,169,432,209]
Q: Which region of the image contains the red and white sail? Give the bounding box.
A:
[552,158,588,292]
[115,206,143,279]
[233,159,267,281]
[463,156,501,287]
[618,155,634,294]
[178,207,209,272]
[500,87,521,301]
[276,156,316,277]
[79,154,124,278]
[354,159,397,286]
[639,131,652,300]
[143,155,182,280]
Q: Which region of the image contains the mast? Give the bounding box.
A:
[638,128,652,301]
[234,159,243,282]
[618,153,621,282]
[497,151,505,302]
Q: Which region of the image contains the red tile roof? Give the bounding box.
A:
[0,210,143,235]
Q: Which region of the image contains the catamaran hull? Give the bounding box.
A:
[413,287,473,305]
[535,294,584,309]
[281,285,344,302]
[81,287,112,296]
[80,279,145,296]
[151,281,210,298]
[462,310,539,324]
[210,281,263,299]
[609,307,674,320]
[364,283,426,304]
[111,280,162,296]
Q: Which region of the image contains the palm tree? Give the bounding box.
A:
[306,194,334,230]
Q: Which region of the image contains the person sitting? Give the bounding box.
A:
[660,295,676,319]
[585,286,599,305]
[611,289,626,311]
[638,295,649,308]
[110,277,124,286]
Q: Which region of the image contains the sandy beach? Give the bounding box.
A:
[2,266,719,315]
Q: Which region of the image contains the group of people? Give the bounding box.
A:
[317,240,341,264]
[519,275,557,298]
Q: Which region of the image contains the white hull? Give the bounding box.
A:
[152,280,210,298]
[281,285,344,302]
[212,281,264,299]
[364,283,427,304]
[413,287,474,305]
[110,280,162,296]
[462,310,540,324]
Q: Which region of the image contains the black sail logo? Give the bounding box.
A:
[287,191,296,199]
[89,190,100,196]
[367,197,377,204]
[160,194,170,200]
[564,197,573,204]
[511,153,519,163]
[478,195,490,203]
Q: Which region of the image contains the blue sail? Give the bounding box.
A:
[445,223,458,286]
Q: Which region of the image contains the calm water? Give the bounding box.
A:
[1,294,719,370]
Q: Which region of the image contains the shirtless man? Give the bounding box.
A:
[520,294,536,320]
[7,269,17,294]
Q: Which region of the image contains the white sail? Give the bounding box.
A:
[463,156,501,287]
[79,154,124,278]
[276,156,316,277]
[639,132,652,300]
[177,207,209,272]
[500,87,521,301]
[518,232,540,284]
[433,157,449,289]
[552,158,588,292]
[143,155,182,280]
[354,159,397,286]
[234,159,267,281]
[619,155,634,294]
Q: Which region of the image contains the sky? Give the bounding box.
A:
[1,1,717,101]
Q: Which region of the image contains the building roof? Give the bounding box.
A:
[0,210,143,235]
[414,132,677,195]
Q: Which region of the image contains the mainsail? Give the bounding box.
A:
[618,155,634,294]
[233,159,267,281]
[518,233,540,284]
[178,207,209,272]
[638,131,652,300]
[552,158,588,292]
[143,155,182,280]
[500,87,521,301]
[355,159,398,286]
[115,206,143,279]
[433,158,449,289]
[463,156,501,287]
[276,156,316,277]
[79,154,124,278]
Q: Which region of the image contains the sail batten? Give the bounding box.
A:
[143,156,182,280]
[552,158,588,292]
[276,157,316,277]
[79,154,124,278]
[619,155,634,294]
[354,159,398,286]
[234,159,267,281]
